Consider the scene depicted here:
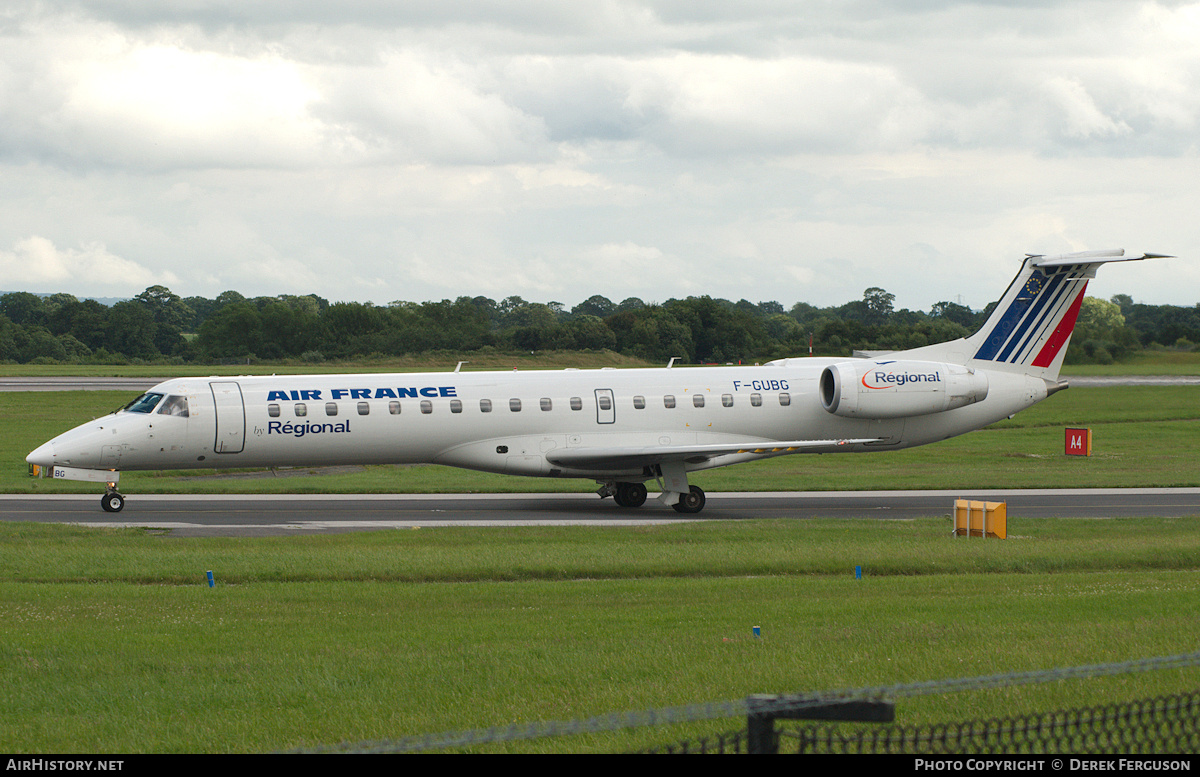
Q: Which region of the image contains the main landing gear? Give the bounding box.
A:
[598,481,706,513]
[613,481,648,508]
[101,485,125,513]
[600,481,649,508]
[671,485,706,514]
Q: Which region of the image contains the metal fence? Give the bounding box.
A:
[785,691,1200,754]
[305,651,1200,753]
[631,691,1200,754]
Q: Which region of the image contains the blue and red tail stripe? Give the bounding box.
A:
[973,265,1090,367]
[1030,282,1087,368]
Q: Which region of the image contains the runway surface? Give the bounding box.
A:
[1,488,1197,536]
[0,377,168,391]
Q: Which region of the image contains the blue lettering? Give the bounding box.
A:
[267,386,459,402]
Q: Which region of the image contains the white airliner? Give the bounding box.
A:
[27,249,1166,514]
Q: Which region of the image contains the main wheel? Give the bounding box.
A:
[614,482,648,508]
[671,485,706,514]
[101,493,125,513]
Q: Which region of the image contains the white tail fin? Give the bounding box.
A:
[965,250,1166,379]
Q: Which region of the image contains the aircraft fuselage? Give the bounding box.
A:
[30,359,1041,481]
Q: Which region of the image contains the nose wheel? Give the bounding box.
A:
[101,490,125,513]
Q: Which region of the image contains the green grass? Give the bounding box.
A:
[5,385,1198,494]
[2,518,1197,753]
[1061,349,1200,375]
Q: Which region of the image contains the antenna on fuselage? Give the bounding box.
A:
[455,361,468,373]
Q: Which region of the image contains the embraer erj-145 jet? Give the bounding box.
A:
[27,249,1167,514]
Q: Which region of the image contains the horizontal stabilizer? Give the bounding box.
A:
[545,438,881,471]
[1028,250,1171,268]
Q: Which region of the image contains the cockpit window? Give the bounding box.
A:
[157,395,190,417]
[124,392,164,414]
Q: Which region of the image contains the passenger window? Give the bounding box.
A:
[751,393,762,407]
[664,395,676,408]
[693,394,705,408]
[633,395,645,409]
[510,398,522,412]
[389,401,401,415]
[451,399,463,413]
[540,397,552,411]
[570,397,582,410]
[722,394,733,407]
[157,395,190,417]
[268,403,280,418]
[325,402,338,416]
[420,400,432,414]
[295,403,307,417]
[480,399,492,413]
[598,395,612,411]
[357,401,370,416]
[779,393,791,406]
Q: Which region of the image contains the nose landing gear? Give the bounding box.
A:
[101,484,125,513]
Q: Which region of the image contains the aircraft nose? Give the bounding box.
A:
[26,418,120,470]
[27,440,56,468]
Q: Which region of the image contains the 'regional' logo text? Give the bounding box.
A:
[861,369,942,390]
[267,420,351,438]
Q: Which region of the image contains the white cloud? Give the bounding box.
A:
[0,1,1198,311]
[66,45,327,167]
[0,236,177,291]
[625,53,932,155]
[311,50,551,165]
[1040,76,1132,142]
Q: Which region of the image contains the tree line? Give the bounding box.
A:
[0,284,1196,366]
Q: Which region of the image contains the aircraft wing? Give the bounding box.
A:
[544,438,882,471]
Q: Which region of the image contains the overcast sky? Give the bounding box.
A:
[1,1,1197,314]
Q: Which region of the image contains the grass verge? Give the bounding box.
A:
[2,517,1198,753]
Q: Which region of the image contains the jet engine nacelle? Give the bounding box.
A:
[820,360,989,419]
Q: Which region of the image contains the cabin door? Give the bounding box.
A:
[595,388,615,424]
[210,381,246,454]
